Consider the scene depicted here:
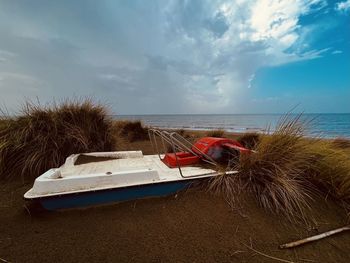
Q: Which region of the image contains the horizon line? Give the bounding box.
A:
[115,112,350,116]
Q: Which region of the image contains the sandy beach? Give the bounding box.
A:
[1,134,350,263]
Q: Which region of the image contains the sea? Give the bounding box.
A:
[114,114,350,139]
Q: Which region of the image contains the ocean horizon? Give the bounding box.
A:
[114,113,350,138]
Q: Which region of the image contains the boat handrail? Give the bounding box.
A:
[148,128,218,178]
[167,132,217,165]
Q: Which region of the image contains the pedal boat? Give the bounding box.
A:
[24,129,249,210]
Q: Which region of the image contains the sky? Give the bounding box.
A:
[0,0,349,114]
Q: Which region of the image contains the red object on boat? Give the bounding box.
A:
[162,152,201,168]
[162,137,250,168]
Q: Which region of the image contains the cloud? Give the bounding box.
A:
[0,50,17,62]
[336,0,350,12]
[247,74,255,89]
[0,0,331,114]
[332,50,343,54]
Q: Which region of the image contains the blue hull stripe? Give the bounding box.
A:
[39,180,193,210]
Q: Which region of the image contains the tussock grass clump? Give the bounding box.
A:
[209,114,316,220]
[306,141,350,201]
[0,100,115,181]
[206,129,225,137]
[237,132,260,149]
[175,129,195,140]
[114,120,148,142]
[332,137,350,149]
[175,129,186,137]
[0,119,8,130]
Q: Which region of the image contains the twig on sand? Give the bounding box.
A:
[23,204,32,218]
[0,257,10,263]
[280,225,350,249]
[299,258,316,262]
[242,242,296,263]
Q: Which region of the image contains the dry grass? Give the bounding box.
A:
[0,119,8,130]
[0,99,116,181]
[209,113,350,220]
[209,114,317,221]
[175,129,186,137]
[206,129,225,137]
[237,132,260,149]
[114,120,149,142]
[306,141,350,201]
[332,137,350,149]
[208,171,242,206]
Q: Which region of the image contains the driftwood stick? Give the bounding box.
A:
[280,225,350,249]
[0,257,10,263]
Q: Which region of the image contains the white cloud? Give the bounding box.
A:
[248,0,327,50]
[336,0,350,12]
[0,49,16,62]
[332,50,343,54]
[0,0,331,114]
[248,74,255,89]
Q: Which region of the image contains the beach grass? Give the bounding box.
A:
[332,137,350,149]
[114,120,149,142]
[237,132,260,149]
[209,114,350,221]
[0,99,116,181]
[210,114,316,221]
[206,129,225,137]
[306,140,350,202]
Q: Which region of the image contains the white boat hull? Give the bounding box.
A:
[24,151,226,210]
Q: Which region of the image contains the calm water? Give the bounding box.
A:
[114,114,350,138]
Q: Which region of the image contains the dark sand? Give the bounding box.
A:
[1,133,350,262]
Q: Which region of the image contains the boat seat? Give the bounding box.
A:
[162,152,200,168]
